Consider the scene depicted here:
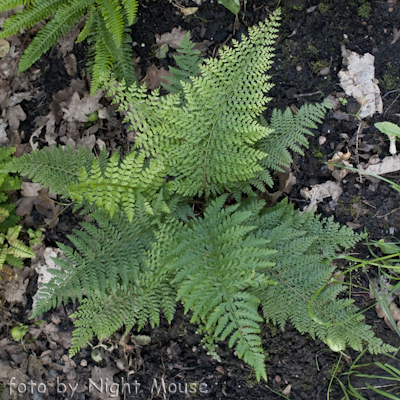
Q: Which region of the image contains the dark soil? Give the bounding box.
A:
[1,0,400,399]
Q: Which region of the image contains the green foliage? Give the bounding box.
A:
[218,0,240,15]
[0,147,35,279]
[0,0,138,94]
[7,9,394,381]
[245,199,393,355]
[150,194,277,381]
[106,12,281,198]
[161,32,202,94]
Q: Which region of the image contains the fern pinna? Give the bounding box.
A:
[0,0,137,93]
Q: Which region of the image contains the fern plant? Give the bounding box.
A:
[2,8,395,381]
[0,0,137,93]
[0,147,35,281]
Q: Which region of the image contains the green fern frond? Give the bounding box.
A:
[250,199,395,354]
[18,0,95,72]
[0,0,32,13]
[97,0,123,48]
[162,32,202,94]
[30,204,157,318]
[121,0,138,25]
[70,271,175,356]
[106,9,282,197]
[258,102,328,173]
[2,145,95,197]
[76,5,95,43]
[97,16,136,89]
[5,254,24,269]
[148,195,277,380]
[0,0,64,40]
[68,149,165,221]
[88,35,114,94]
[0,225,34,270]
[0,207,9,224]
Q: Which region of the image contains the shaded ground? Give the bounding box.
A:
[1,0,400,399]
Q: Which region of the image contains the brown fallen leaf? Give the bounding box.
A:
[0,118,8,145]
[216,366,225,375]
[332,110,349,121]
[142,64,172,90]
[2,266,30,304]
[300,181,343,212]
[64,53,78,76]
[28,354,46,381]
[5,104,26,130]
[57,19,85,57]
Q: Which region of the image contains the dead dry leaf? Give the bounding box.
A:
[57,19,85,57]
[142,64,172,90]
[181,6,198,16]
[362,154,400,178]
[332,110,349,121]
[2,267,30,304]
[16,196,37,217]
[338,45,382,119]
[0,118,8,145]
[155,27,188,49]
[90,366,120,400]
[346,222,363,229]
[34,247,63,288]
[282,384,292,395]
[301,181,343,212]
[77,132,96,150]
[64,53,78,76]
[21,182,41,197]
[61,91,103,122]
[5,104,26,130]
[216,366,225,374]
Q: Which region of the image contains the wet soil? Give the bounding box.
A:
[1,0,400,399]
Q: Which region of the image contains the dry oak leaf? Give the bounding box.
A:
[61,91,103,122]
